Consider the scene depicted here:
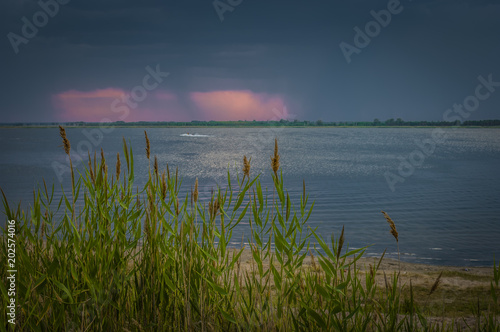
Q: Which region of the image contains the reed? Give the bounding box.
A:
[145,130,150,159]
[270,137,280,177]
[58,125,71,156]
[429,272,443,296]
[116,152,121,181]
[0,132,498,331]
[161,170,167,200]
[193,178,198,204]
[382,210,401,273]
[382,210,398,242]
[242,155,250,182]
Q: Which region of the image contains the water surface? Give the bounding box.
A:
[1,127,499,266]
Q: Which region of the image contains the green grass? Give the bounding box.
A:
[0,130,499,331]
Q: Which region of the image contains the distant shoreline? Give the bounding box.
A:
[1,119,500,129]
[1,125,500,129]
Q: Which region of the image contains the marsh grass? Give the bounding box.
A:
[0,130,499,331]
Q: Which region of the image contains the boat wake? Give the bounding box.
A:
[180,134,211,137]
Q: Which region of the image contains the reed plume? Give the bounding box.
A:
[88,152,95,184]
[147,187,154,211]
[101,148,106,165]
[176,197,180,217]
[270,138,280,177]
[193,178,198,204]
[214,198,220,214]
[382,211,398,242]
[243,155,251,181]
[175,167,178,189]
[154,155,159,176]
[144,130,150,160]
[209,196,220,220]
[382,210,401,275]
[337,225,345,258]
[122,137,130,172]
[144,216,150,242]
[429,272,443,295]
[161,171,167,200]
[209,199,214,219]
[41,211,47,238]
[58,125,71,155]
[100,148,108,182]
[116,152,121,181]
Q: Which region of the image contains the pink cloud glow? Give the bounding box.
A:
[154,91,178,101]
[55,88,125,100]
[52,88,188,122]
[52,88,126,122]
[52,88,287,122]
[190,90,286,121]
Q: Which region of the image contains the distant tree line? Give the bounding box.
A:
[2,119,500,127]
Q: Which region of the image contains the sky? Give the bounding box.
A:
[1,0,499,123]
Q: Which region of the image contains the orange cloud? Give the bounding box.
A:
[52,88,288,122]
[55,88,125,100]
[52,88,188,122]
[52,88,126,122]
[155,91,178,101]
[190,90,286,121]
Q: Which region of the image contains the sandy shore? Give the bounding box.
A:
[236,249,494,282]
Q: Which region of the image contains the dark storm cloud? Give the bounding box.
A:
[1,0,499,122]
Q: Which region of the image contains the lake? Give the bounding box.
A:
[1,127,499,266]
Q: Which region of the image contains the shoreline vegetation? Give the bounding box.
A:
[1,119,500,129]
[1,127,499,331]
